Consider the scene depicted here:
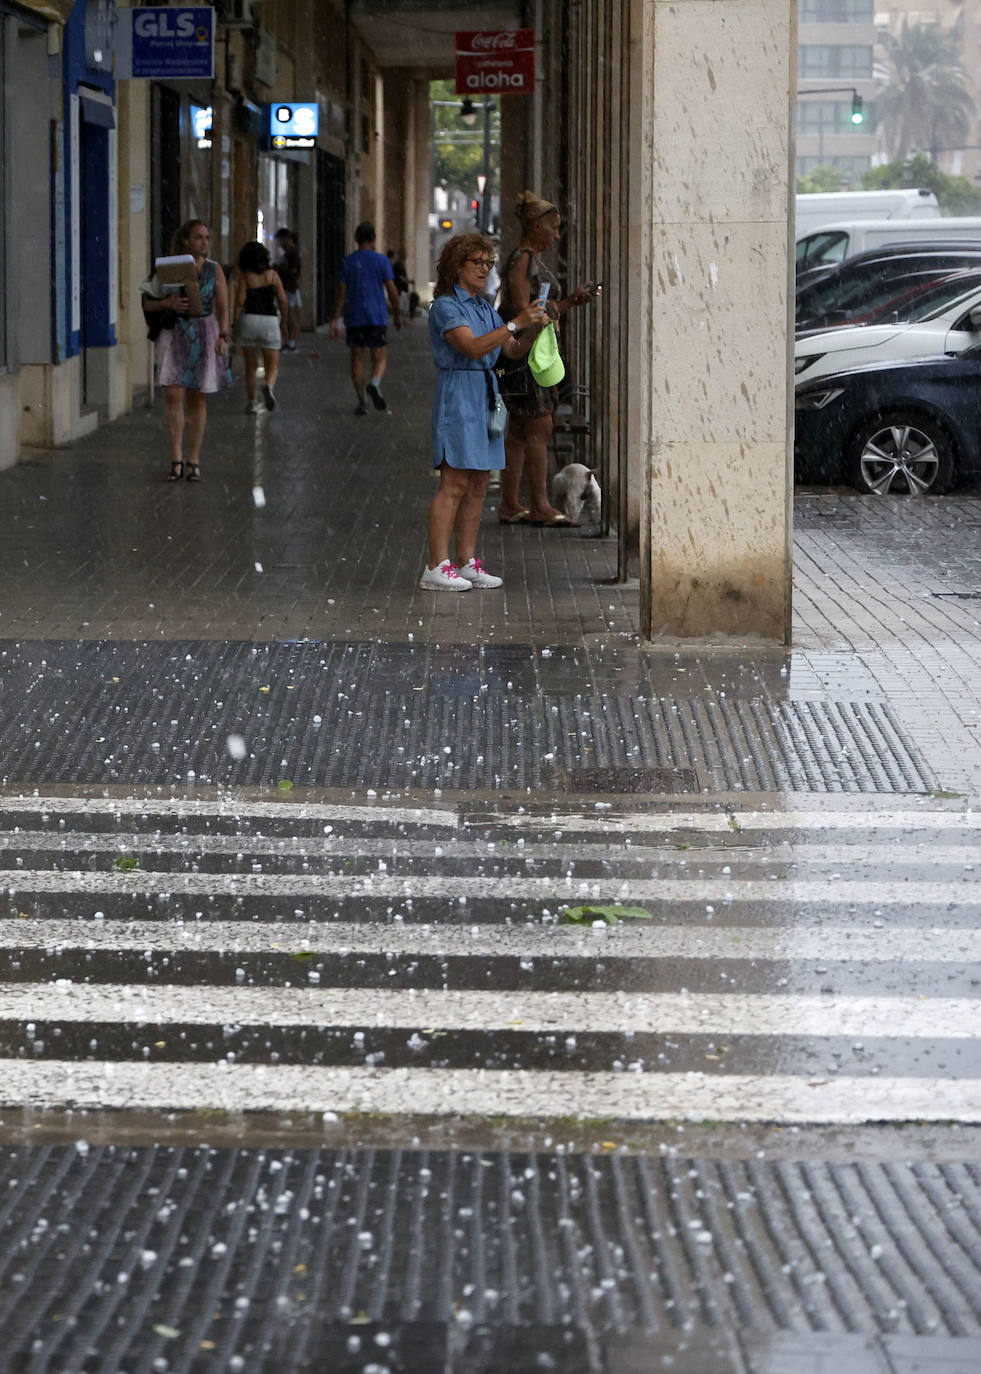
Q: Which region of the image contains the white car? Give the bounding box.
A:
[795,279,981,383]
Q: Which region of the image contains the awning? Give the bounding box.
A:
[79,86,116,129]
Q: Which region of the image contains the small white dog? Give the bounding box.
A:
[552,463,601,528]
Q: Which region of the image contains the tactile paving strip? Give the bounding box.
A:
[0,641,935,793]
[1,1145,979,1372]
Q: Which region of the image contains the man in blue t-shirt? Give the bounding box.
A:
[329,222,402,414]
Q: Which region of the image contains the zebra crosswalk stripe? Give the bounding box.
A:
[3,919,977,962]
[1,1061,979,1125]
[1,982,977,1038]
[3,869,978,905]
[1,799,978,1126]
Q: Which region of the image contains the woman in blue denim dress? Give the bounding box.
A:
[421,234,547,593]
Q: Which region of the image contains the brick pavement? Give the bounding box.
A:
[0,323,635,645]
[0,321,980,794]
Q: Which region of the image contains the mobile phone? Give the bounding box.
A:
[588,281,604,296]
[538,282,551,303]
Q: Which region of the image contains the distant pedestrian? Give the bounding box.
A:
[273,227,302,351]
[388,249,409,297]
[387,249,413,322]
[141,219,229,483]
[421,233,547,593]
[232,240,289,413]
[329,222,402,414]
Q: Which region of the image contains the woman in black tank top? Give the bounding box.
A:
[497,191,594,525]
[232,241,290,413]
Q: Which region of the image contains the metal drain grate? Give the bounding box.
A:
[0,641,936,794]
[1,1144,980,1372]
[562,766,701,794]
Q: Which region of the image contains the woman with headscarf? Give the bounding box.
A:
[496,191,593,526]
[421,233,547,592]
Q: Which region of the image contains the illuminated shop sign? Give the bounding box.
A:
[192,104,213,148]
[269,103,319,149]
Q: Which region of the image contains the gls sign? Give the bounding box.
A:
[117,7,215,80]
[134,11,199,38]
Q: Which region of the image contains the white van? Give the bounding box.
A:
[795,188,940,237]
[796,216,981,273]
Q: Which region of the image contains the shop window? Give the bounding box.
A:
[257,155,290,251]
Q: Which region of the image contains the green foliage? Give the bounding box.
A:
[560,905,655,926]
[430,79,500,199]
[875,19,973,162]
[862,151,981,216]
[113,855,140,872]
[796,165,849,194]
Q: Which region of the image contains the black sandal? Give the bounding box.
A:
[185,463,201,482]
[167,461,183,482]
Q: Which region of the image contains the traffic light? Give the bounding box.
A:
[850,94,864,125]
[470,198,479,224]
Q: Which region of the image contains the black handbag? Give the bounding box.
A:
[144,307,178,342]
[142,267,180,341]
[494,353,531,403]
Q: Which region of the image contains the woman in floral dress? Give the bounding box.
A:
[142,220,229,482]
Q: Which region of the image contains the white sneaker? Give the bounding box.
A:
[419,560,472,592]
[456,557,503,589]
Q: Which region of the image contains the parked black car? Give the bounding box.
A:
[796,244,981,331]
[794,342,981,494]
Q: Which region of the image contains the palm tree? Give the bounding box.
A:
[874,19,975,161]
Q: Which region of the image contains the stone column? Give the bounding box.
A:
[633,0,795,641]
[408,78,432,302]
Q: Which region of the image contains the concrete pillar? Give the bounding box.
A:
[406,78,431,301]
[633,0,795,642]
[115,76,153,408]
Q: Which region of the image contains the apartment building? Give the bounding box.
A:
[798,0,879,184]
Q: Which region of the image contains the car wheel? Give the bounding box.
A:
[849,410,956,495]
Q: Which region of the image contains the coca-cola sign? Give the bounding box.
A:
[455,28,535,95]
[470,32,518,51]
